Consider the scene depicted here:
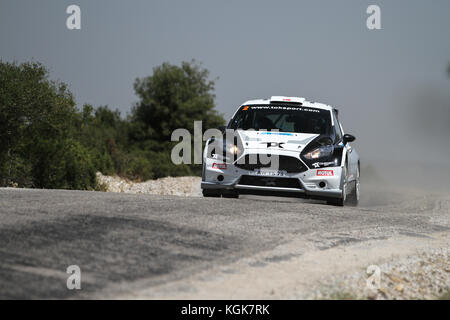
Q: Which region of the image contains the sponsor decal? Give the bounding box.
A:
[212,163,227,169]
[317,169,333,177]
[264,142,285,148]
[260,132,293,136]
[251,105,320,113]
[312,161,336,168]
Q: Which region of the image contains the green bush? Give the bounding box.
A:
[146,151,192,179]
[0,152,33,187]
[31,139,96,190]
[125,155,153,181]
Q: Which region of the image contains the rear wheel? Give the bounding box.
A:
[347,165,360,206]
[202,189,221,197]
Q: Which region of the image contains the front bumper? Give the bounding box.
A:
[202,155,343,200]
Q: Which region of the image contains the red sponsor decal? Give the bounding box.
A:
[317,169,333,176]
[213,163,227,170]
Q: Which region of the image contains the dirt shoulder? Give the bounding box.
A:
[122,232,449,300]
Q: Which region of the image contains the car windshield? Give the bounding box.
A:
[228,105,332,134]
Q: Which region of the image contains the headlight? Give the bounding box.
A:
[207,143,240,160]
[304,145,334,160]
[228,145,240,155]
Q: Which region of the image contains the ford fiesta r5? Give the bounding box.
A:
[201,96,360,206]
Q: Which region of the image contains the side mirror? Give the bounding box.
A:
[343,134,356,144]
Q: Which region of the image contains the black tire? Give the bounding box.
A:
[327,163,347,206]
[222,191,239,199]
[202,189,221,197]
[327,197,344,206]
[347,165,360,206]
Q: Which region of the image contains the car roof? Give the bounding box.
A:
[240,96,334,111]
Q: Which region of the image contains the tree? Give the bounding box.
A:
[78,104,130,176]
[131,60,225,144]
[0,60,224,188]
[0,61,96,188]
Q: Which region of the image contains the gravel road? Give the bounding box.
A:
[0,185,449,299]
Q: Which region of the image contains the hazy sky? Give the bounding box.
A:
[1,0,450,168]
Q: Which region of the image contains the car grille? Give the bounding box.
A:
[238,175,302,189]
[234,154,307,173]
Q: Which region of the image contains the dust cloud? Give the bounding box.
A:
[360,82,450,194]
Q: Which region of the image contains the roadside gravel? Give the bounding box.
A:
[96,172,202,197]
[308,246,450,300]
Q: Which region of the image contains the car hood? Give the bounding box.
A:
[236,130,319,152]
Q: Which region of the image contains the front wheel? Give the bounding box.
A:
[222,190,239,199]
[202,189,221,197]
[327,164,348,206]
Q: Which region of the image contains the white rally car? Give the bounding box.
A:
[201,96,360,206]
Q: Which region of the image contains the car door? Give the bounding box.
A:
[339,121,358,181]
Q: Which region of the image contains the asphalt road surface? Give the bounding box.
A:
[0,186,449,299]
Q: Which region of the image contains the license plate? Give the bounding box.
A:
[250,169,287,177]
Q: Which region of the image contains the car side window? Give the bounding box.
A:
[333,110,343,143]
[228,108,248,129]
